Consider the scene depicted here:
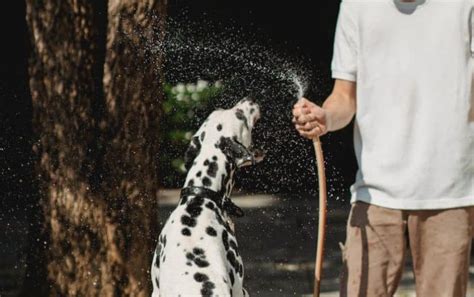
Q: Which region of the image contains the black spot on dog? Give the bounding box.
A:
[222,230,229,251]
[186,197,204,217]
[181,215,197,227]
[180,195,188,205]
[195,258,210,267]
[229,270,235,285]
[229,239,238,251]
[182,228,191,236]
[203,159,209,166]
[217,124,222,131]
[202,177,212,187]
[206,226,217,236]
[186,248,210,268]
[227,251,239,272]
[186,262,192,266]
[185,271,189,275]
[201,281,216,296]
[220,174,227,195]
[154,255,160,268]
[238,263,243,277]
[250,108,255,114]
[162,255,166,262]
[235,109,244,119]
[193,247,204,255]
[194,272,209,282]
[184,136,201,170]
[187,179,194,187]
[186,252,195,260]
[212,155,217,161]
[207,162,218,177]
[205,201,215,210]
[155,277,159,288]
[177,243,180,247]
[196,171,202,177]
[235,109,249,129]
[155,242,161,255]
[200,131,206,141]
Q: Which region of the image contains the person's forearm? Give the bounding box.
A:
[322,91,356,132]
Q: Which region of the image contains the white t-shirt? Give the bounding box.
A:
[332,0,474,209]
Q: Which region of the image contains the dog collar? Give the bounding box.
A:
[180,186,244,218]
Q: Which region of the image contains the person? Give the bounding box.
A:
[292,0,474,296]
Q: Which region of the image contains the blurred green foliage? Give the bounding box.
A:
[159,80,222,187]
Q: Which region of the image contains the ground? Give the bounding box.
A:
[158,189,474,297]
[2,190,474,296]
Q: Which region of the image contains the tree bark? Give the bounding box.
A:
[26,0,166,295]
[101,0,166,295]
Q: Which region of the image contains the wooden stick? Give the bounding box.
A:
[312,137,327,297]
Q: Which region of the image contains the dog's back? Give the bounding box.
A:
[152,196,246,297]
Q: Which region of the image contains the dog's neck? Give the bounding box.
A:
[183,150,236,203]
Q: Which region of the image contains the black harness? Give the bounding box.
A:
[180,186,244,218]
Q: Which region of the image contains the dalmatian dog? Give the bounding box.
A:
[151,98,264,297]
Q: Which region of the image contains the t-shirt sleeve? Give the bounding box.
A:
[331,1,358,82]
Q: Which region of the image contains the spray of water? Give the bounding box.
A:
[292,75,307,100]
[127,16,348,199]
[139,17,312,106]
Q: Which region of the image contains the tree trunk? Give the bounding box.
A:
[26,0,166,295]
[101,0,166,295]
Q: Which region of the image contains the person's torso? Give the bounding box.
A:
[347,0,474,208]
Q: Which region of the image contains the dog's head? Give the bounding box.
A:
[184,97,264,171]
[182,97,265,207]
[217,97,264,167]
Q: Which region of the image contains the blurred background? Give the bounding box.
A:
[0,0,421,296]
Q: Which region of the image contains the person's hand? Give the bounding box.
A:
[292,98,329,139]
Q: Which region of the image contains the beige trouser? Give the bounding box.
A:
[340,202,474,297]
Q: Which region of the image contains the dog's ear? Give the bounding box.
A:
[184,136,201,171]
[217,136,255,168]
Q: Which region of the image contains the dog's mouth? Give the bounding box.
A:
[248,144,265,164]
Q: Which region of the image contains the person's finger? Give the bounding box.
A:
[301,106,311,114]
[295,121,317,132]
[297,112,318,124]
[292,105,307,118]
[299,126,324,135]
[298,128,316,139]
[299,125,326,139]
